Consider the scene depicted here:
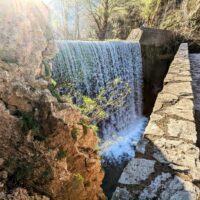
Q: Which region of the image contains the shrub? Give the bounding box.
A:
[71,128,79,141]
[89,125,99,133]
[44,61,51,77]
[41,166,53,183]
[56,148,68,160]
[78,120,89,135]
[79,120,99,135]
[21,112,40,134]
[33,133,47,142]
[73,173,84,186]
[4,158,16,169]
[48,84,62,102]
[14,163,34,183]
[20,111,47,141]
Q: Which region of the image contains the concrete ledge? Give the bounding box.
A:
[128,27,177,47]
[128,27,180,116]
[112,44,200,200]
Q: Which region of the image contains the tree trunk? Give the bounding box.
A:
[60,0,69,39]
[74,0,81,39]
[96,0,109,40]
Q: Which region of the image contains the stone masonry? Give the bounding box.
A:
[112,43,200,200]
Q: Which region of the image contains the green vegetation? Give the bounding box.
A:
[19,111,47,141]
[58,78,131,124]
[41,166,54,183]
[52,78,131,139]
[71,128,80,141]
[48,83,62,102]
[80,96,107,123]
[50,0,200,42]
[44,76,67,102]
[80,78,131,123]
[79,121,99,135]
[21,112,40,134]
[56,148,68,160]
[50,0,163,40]
[14,163,34,183]
[82,123,88,135]
[79,121,89,135]
[141,0,161,21]
[43,61,51,77]
[73,173,84,186]
[94,145,100,154]
[4,158,16,169]
[88,125,99,134]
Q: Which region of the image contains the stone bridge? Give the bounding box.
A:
[112,43,200,200]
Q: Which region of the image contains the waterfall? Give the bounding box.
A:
[53,40,147,163]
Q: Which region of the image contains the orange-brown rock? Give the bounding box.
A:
[0,0,104,200]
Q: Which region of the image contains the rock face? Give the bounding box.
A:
[128,28,180,116]
[0,0,104,200]
[0,0,56,73]
[112,43,200,199]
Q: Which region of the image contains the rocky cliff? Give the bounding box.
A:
[0,0,104,199]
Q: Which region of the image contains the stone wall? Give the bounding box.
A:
[112,43,200,200]
[128,28,180,116]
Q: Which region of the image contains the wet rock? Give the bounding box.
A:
[139,173,172,199]
[140,175,200,200]
[136,139,149,154]
[119,159,155,185]
[159,177,200,200]
[153,148,169,164]
[111,187,132,200]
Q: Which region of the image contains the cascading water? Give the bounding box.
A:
[52,40,147,164]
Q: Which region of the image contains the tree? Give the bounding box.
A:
[86,0,118,40]
[74,0,81,39]
[85,0,145,40]
[61,0,69,38]
[110,0,144,39]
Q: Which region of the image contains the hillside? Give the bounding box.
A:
[147,0,200,47]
